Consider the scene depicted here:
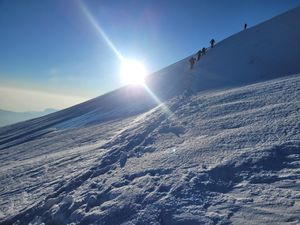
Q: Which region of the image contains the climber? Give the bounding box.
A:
[202,47,207,55]
[196,50,202,61]
[210,39,216,48]
[244,23,247,30]
[189,57,196,69]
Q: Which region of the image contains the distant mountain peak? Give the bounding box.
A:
[0,108,58,127]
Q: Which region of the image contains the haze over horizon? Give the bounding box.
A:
[1,0,300,112]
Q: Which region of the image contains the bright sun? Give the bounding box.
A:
[120,58,147,85]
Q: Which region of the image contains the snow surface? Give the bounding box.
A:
[1,6,300,225]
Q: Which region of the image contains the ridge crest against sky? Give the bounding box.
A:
[0,0,300,111]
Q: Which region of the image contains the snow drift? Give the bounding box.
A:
[0,6,300,225]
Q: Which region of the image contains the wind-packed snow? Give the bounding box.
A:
[1,6,300,225]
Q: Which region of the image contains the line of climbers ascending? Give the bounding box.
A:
[189,38,215,69]
[189,23,248,69]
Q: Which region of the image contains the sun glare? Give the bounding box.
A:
[120,59,147,85]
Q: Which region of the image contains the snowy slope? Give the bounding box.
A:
[1,6,300,225]
[146,6,300,93]
[191,5,300,89]
[1,74,299,225]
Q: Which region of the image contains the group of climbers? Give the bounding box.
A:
[196,47,207,61]
[189,39,214,69]
[189,24,248,69]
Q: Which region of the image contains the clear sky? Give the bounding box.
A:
[0,0,300,112]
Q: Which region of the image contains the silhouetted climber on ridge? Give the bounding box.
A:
[196,50,202,61]
[210,39,215,48]
[244,23,247,30]
[202,47,207,55]
[189,57,196,69]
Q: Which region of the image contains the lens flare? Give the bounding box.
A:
[78,0,123,61]
[78,0,174,118]
[120,59,147,85]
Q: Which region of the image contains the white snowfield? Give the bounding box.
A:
[1,6,300,225]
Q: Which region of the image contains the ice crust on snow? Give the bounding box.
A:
[0,6,300,225]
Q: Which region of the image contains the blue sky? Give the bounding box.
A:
[0,0,300,111]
